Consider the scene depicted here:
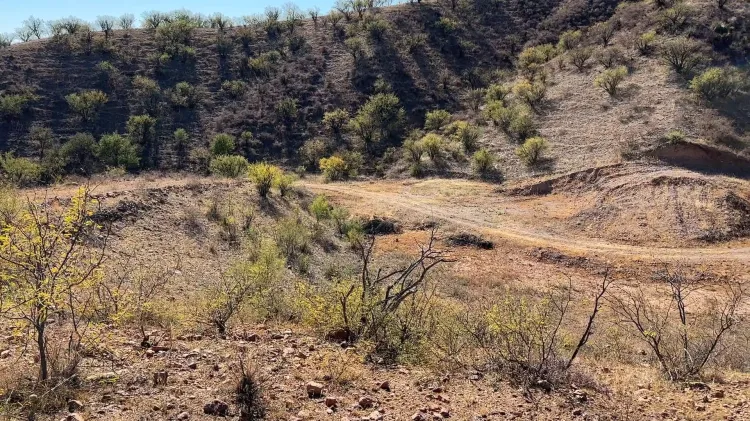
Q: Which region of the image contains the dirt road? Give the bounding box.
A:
[302,179,750,263]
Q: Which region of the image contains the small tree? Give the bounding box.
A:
[424,109,451,131]
[513,80,546,109]
[96,133,140,170]
[557,29,582,51]
[119,14,135,30]
[592,21,616,47]
[96,15,116,39]
[169,81,199,108]
[60,133,99,174]
[126,114,158,167]
[66,90,108,123]
[0,187,107,381]
[420,133,445,163]
[210,155,249,178]
[132,76,162,114]
[595,66,629,96]
[634,31,657,56]
[448,121,480,152]
[516,137,549,166]
[661,37,702,74]
[248,162,282,197]
[29,126,55,159]
[569,47,593,72]
[349,93,405,150]
[210,133,236,156]
[22,16,46,39]
[472,149,495,177]
[345,37,367,62]
[323,109,350,137]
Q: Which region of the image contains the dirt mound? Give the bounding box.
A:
[646,141,750,177]
[502,164,635,196]
[446,233,494,249]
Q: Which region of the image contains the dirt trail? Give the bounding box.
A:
[302,179,750,263]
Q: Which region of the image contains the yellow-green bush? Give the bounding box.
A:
[472,149,495,177]
[248,162,282,197]
[424,109,451,131]
[210,155,249,178]
[516,136,549,166]
[595,66,629,96]
[512,80,546,107]
[0,153,42,186]
[689,67,744,100]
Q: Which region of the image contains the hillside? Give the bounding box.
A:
[2,0,747,182]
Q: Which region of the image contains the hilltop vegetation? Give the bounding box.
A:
[1,0,747,185]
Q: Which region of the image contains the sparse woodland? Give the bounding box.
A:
[0,0,749,420]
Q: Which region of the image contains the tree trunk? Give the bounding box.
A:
[36,323,48,381]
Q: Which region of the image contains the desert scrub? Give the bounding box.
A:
[516,137,549,166]
[319,152,362,181]
[424,109,451,131]
[0,153,42,186]
[66,90,108,122]
[472,149,495,177]
[248,162,282,197]
[595,66,629,96]
[210,155,249,178]
[210,133,236,156]
[689,67,744,101]
[447,121,480,152]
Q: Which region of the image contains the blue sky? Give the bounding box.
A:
[1,0,338,35]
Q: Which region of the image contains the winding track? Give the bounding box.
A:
[302,180,750,263]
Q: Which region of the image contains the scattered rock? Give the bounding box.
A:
[203,400,229,416]
[534,379,552,392]
[325,396,338,408]
[572,408,583,417]
[687,381,710,391]
[378,381,391,392]
[177,412,189,420]
[411,413,425,421]
[572,389,587,403]
[64,414,84,421]
[187,362,198,370]
[439,408,450,418]
[0,350,10,359]
[368,410,384,420]
[359,396,375,409]
[67,400,84,412]
[712,390,725,399]
[324,328,350,343]
[306,382,324,398]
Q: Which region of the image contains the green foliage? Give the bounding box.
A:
[29,126,56,159]
[424,109,451,131]
[275,215,310,262]
[60,133,98,174]
[323,109,350,136]
[595,66,629,96]
[248,162,282,197]
[221,80,248,99]
[0,153,42,186]
[365,19,389,41]
[320,152,361,181]
[434,17,458,35]
[248,51,282,77]
[557,30,582,51]
[169,82,199,108]
[274,173,297,197]
[174,128,190,168]
[210,133,236,157]
[309,195,332,221]
[472,149,495,177]
[512,80,546,108]
[126,114,158,167]
[661,37,702,74]
[0,93,37,120]
[635,31,657,55]
[596,47,625,68]
[689,67,744,100]
[484,102,535,141]
[661,3,692,32]
[344,37,367,61]
[447,121,481,152]
[518,44,556,74]
[420,133,446,162]
[65,90,108,122]
[402,131,424,164]
[132,75,161,113]
[349,93,405,148]
[485,83,511,103]
[96,133,140,170]
[592,21,616,46]
[300,138,330,170]
[662,130,686,144]
[210,155,249,178]
[516,136,549,166]
[276,98,298,124]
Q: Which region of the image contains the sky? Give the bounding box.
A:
[0,0,339,35]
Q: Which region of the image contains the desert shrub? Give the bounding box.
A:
[661,3,692,32]
[65,90,108,122]
[275,215,311,261]
[595,66,629,96]
[132,76,161,113]
[345,37,367,62]
[349,93,405,149]
[0,93,36,120]
[635,31,657,55]
[518,44,556,75]
[420,133,447,164]
[447,121,480,152]
[30,126,56,159]
[366,19,389,41]
[210,133,236,156]
[126,114,158,167]
[275,98,298,124]
[320,153,361,181]
[0,34,13,48]
[424,109,451,131]
[169,82,199,108]
[403,129,425,163]
[0,153,42,186]
[248,162,282,197]
[156,19,196,55]
[596,47,625,68]
[592,21,616,47]
[513,80,546,108]
[434,17,458,35]
[222,80,248,99]
[661,37,702,74]
[607,270,745,380]
[689,67,744,100]
[210,155,249,178]
[96,133,140,170]
[96,61,119,83]
[235,360,267,421]
[300,138,330,170]
[569,47,593,72]
[274,173,297,197]
[309,195,332,221]
[485,83,511,103]
[119,13,135,30]
[323,109,350,137]
[466,88,486,111]
[60,133,99,174]
[516,137,549,166]
[557,29,582,51]
[662,129,686,144]
[190,147,212,174]
[248,51,281,77]
[472,149,495,177]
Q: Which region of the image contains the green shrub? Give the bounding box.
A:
[210,133,236,156]
[345,37,367,62]
[403,131,424,164]
[132,76,161,113]
[557,30,582,51]
[485,83,511,103]
[248,162,282,197]
[275,173,297,197]
[592,21,616,47]
[275,215,310,262]
[472,149,495,177]
[420,133,445,162]
[276,98,298,124]
[448,121,480,152]
[349,93,405,148]
[595,66,629,96]
[96,133,140,170]
[662,130,686,144]
[323,109,350,136]
[0,93,36,120]
[320,152,362,181]
[0,153,42,186]
[65,90,108,122]
[485,102,535,141]
[309,195,331,221]
[661,3,692,32]
[434,17,458,34]
[366,19,389,41]
[518,44,556,74]
[661,37,702,74]
[221,80,248,99]
[60,133,99,174]
[248,51,281,77]
[512,80,546,108]
[596,47,625,68]
[424,109,451,131]
[300,138,330,170]
[210,155,249,178]
[126,114,158,167]
[635,31,657,55]
[569,47,593,72]
[29,126,56,159]
[689,67,744,100]
[516,137,549,166]
[174,128,190,169]
[169,82,199,108]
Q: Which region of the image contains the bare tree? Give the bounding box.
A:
[22,16,46,39]
[607,267,745,381]
[15,28,33,42]
[118,14,135,30]
[0,33,14,48]
[308,7,321,27]
[97,16,117,39]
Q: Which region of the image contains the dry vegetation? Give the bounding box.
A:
[0,0,749,420]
